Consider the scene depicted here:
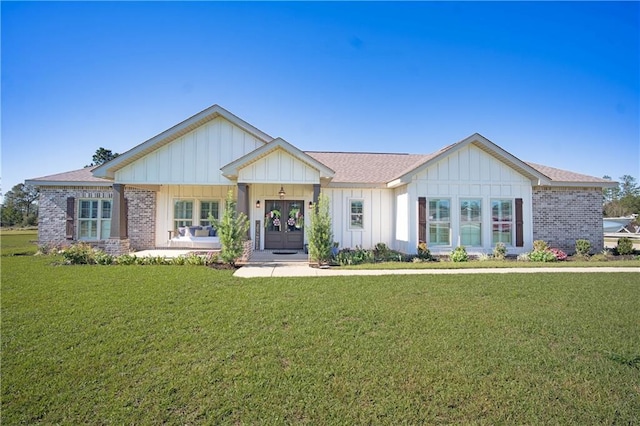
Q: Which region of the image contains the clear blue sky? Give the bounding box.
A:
[2,1,639,198]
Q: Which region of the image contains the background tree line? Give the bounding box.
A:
[603,175,640,218]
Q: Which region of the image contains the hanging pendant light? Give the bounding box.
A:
[278,186,286,199]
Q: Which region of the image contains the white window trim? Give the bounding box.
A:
[428,198,451,246]
[460,198,482,247]
[491,198,514,246]
[78,199,112,241]
[173,198,223,230]
[348,198,365,231]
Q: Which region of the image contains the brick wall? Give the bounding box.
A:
[125,188,156,250]
[532,187,603,254]
[37,186,156,252]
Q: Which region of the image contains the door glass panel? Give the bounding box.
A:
[265,201,282,232]
[287,201,304,232]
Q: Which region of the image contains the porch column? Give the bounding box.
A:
[313,184,321,204]
[110,183,128,239]
[237,183,250,238]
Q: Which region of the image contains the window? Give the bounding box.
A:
[174,200,194,230]
[78,199,111,240]
[492,199,513,245]
[200,201,219,227]
[460,199,482,246]
[428,199,450,245]
[349,199,364,229]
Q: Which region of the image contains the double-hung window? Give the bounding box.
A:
[174,200,194,230]
[460,199,482,246]
[491,199,513,245]
[349,199,364,230]
[428,199,450,246]
[200,201,220,227]
[78,199,111,240]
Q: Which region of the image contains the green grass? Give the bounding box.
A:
[2,255,639,424]
[340,258,640,269]
[0,229,38,256]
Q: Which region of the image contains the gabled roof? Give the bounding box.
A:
[525,162,616,186]
[306,152,431,184]
[25,166,112,187]
[93,104,274,180]
[221,137,335,180]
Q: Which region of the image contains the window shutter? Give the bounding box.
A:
[66,197,75,240]
[418,197,427,243]
[515,198,523,247]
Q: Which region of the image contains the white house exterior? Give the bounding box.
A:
[27,104,616,257]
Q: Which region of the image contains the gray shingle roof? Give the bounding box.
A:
[525,162,613,184]
[26,166,111,185]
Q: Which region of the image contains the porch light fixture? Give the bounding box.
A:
[308,201,313,210]
[256,200,260,209]
[278,186,286,199]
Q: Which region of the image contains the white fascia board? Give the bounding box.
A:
[25,180,113,187]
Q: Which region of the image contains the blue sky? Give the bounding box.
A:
[2,1,639,197]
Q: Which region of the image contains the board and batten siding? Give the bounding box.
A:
[322,187,395,250]
[155,185,235,247]
[238,149,320,184]
[116,117,265,185]
[407,144,534,254]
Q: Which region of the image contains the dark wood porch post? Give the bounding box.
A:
[237,183,250,237]
[110,184,128,239]
[313,184,321,205]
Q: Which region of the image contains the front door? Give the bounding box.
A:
[264,200,305,250]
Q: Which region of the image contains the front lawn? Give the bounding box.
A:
[2,255,639,423]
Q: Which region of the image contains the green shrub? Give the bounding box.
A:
[417,242,433,260]
[211,190,249,267]
[60,243,95,265]
[335,247,375,265]
[450,246,468,262]
[115,253,137,265]
[529,249,557,262]
[493,242,507,260]
[589,253,609,262]
[308,193,333,265]
[185,253,206,266]
[575,239,591,256]
[94,250,114,265]
[617,237,634,255]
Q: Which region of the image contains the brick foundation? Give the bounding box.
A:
[532,187,603,254]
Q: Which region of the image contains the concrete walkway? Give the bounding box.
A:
[234,264,640,278]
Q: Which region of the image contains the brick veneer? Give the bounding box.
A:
[532,187,603,254]
[37,186,156,253]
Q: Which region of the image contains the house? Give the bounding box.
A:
[27,104,616,256]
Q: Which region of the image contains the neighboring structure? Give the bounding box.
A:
[27,104,616,256]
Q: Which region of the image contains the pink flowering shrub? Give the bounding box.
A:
[549,248,567,261]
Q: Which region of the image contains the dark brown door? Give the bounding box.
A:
[264,200,305,250]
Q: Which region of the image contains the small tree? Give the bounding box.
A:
[211,190,249,266]
[87,147,120,167]
[308,193,333,265]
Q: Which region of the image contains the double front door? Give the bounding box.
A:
[264,200,304,250]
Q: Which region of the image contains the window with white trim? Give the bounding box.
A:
[174,200,194,230]
[428,198,450,246]
[460,199,482,246]
[200,201,220,227]
[491,199,513,245]
[349,199,364,230]
[78,199,111,240]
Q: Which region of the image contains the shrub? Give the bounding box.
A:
[493,242,507,260]
[617,237,634,255]
[308,193,333,265]
[575,239,591,256]
[589,253,609,262]
[185,253,206,266]
[549,248,567,261]
[60,243,95,265]
[517,253,530,262]
[417,242,432,260]
[477,253,492,262]
[533,240,548,252]
[212,190,250,267]
[335,247,375,265]
[115,253,137,265]
[529,249,557,262]
[94,250,114,265]
[171,255,186,266]
[450,246,468,262]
